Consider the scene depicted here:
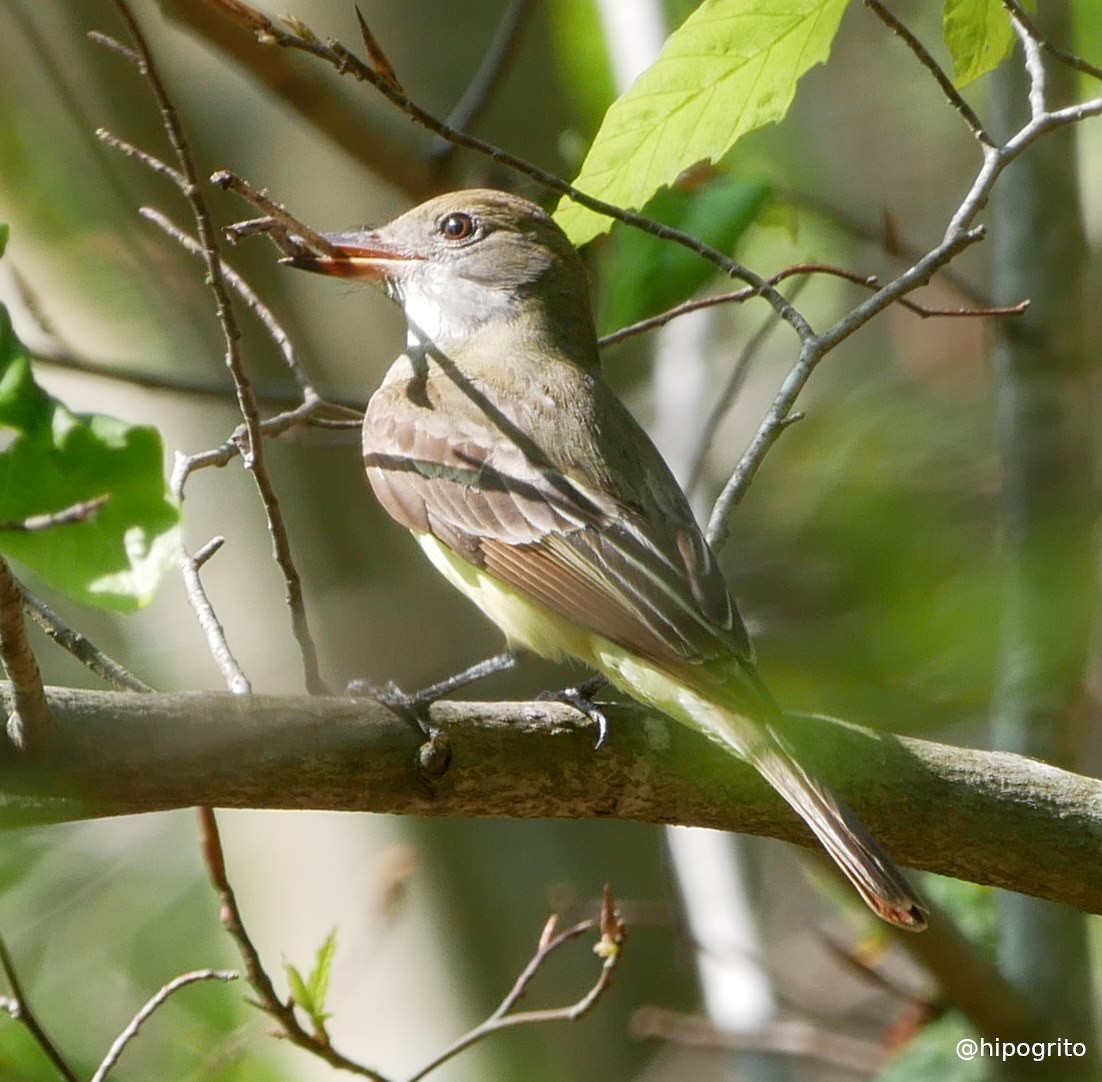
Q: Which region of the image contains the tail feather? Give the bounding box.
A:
[748,728,926,931]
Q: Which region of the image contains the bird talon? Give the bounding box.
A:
[537,675,610,748]
[347,677,436,737]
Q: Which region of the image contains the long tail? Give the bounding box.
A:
[746,727,926,930]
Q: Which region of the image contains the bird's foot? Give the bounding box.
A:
[348,650,520,737]
[537,674,611,748]
[349,651,521,782]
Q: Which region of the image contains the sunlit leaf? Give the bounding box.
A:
[0,301,180,612]
[943,0,1017,88]
[555,0,848,245]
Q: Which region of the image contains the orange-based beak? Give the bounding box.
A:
[281,231,421,281]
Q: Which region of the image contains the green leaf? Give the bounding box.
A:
[599,175,771,334]
[943,0,1017,88]
[284,928,337,1028]
[0,303,180,612]
[307,927,337,1016]
[554,0,848,246]
[284,960,311,1013]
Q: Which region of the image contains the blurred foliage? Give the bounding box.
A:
[0,285,180,611]
[0,1,1098,1081]
[597,174,771,335]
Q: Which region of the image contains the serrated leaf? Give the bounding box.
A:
[555,0,848,246]
[0,303,180,612]
[943,0,1017,88]
[600,176,771,333]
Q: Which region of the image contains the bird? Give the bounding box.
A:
[287,188,926,931]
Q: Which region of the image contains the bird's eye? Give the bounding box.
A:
[439,212,476,241]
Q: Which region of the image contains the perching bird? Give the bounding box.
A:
[289,189,925,931]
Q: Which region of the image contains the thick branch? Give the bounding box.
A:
[0,685,1098,916]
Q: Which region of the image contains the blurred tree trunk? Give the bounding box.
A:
[989,4,1098,1079]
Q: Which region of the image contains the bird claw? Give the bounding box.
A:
[347,650,521,739]
[347,677,436,737]
[537,674,610,748]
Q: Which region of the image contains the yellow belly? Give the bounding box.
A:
[415,532,759,759]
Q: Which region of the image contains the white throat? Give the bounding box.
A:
[396,263,521,351]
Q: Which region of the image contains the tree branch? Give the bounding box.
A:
[0,684,1098,916]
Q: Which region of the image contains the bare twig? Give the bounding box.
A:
[197,806,392,1080]
[428,0,536,161]
[178,541,252,695]
[98,3,329,696]
[599,259,1025,350]
[707,18,1101,548]
[32,344,362,414]
[203,0,812,339]
[631,1009,886,1075]
[171,397,362,498]
[1001,0,1102,84]
[706,225,987,549]
[0,933,79,1082]
[406,885,625,1082]
[94,125,187,187]
[686,277,811,498]
[0,495,109,532]
[20,586,154,693]
[863,0,993,146]
[213,169,339,257]
[90,969,239,1082]
[0,556,52,752]
[139,205,319,398]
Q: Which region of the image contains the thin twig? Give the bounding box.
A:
[139,205,319,398]
[32,345,361,411]
[178,541,252,695]
[170,397,362,498]
[94,126,187,187]
[0,933,80,1082]
[708,14,1102,547]
[197,807,392,1081]
[1001,0,1102,85]
[686,277,811,498]
[428,0,536,162]
[20,586,154,693]
[631,1010,886,1075]
[706,225,988,550]
[862,0,993,147]
[0,495,110,532]
[1012,10,1048,121]
[203,0,812,340]
[90,969,239,1082]
[99,3,329,696]
[598,261,1025,350]
[212,170,339,256]
[0,555,52,752]
[406,886,625,1082]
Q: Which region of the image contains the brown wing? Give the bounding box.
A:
[363,360,751,667]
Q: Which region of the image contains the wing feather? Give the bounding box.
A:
[363,360,751,667]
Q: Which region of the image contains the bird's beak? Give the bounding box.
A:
[281,230,421,281]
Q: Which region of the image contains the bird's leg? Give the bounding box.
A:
[537,673,611,748]
[348,649,522,737]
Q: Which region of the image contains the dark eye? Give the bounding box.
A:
[439,212,476,241]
